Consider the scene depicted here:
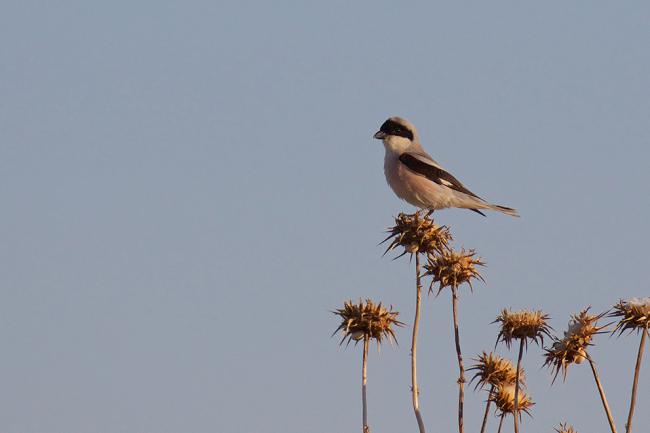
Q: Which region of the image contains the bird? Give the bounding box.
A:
[373,116,519,217]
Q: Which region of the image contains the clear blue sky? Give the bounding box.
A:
[1,2,649,432]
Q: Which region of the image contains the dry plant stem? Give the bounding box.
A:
[451,286,465,433]
[411,253,426,433]
[362,337,369,433]
[497,414,505,433]
[513,339,524,433]
[587,353,618,433]
[479,385,494,433]
[626,327,648,433]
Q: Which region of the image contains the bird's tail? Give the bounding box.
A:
[488,204,520,217]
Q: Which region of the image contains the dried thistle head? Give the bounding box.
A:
[554,422,578,433]
[491,383,534,418]
[383,211,452,258]
[469,351,522,390]
[424,248,484,294]
[494,308,552,349]
[609,298,650,335]
[332,299,403,348]
[544,308,608,382]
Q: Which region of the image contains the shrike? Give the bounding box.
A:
[374,116,519,217]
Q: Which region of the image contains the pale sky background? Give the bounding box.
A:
[1,2,649,433]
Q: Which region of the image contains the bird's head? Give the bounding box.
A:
[373,116,418,154]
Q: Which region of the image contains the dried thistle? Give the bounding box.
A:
[554,423,578,433]
[544,308,608,382]
[427,247,485,433]
[610,297,650,433]
[474,352,523,433]
[491,383,534,418]
[424,248,484,295]
[494,309,550,433]
[333,299,403,433]
[332,299,403,348]
[382,212,441,433]
[609,297,650,335]
[383,211,451,258]
[470,351,522,390]
[494,308,552,349]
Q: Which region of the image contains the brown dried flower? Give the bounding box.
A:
[332,299,403,348]
[469,351,523,390]
[424,248,484,295]
[609,297,650,335]
[491,383,534,418]
[383,211,452,258]
[554,422,578,433]
[544,308,608,382]
[494,308,552,349]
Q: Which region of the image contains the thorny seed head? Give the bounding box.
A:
[424,248,484,295]
[494,308,552,349]
[383,211,452,258]
[544,308,608,382]
[332,299,403,349]
[555,422,578,433]
[469,351,523,391]
[491,383,534,418]
[609,297,650,335]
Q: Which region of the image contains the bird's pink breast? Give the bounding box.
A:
[384,156,453,209]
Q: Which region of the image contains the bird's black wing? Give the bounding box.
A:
[399,153,483,199]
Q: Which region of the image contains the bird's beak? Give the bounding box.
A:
[373,131,386,140]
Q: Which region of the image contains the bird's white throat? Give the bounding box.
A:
[381,134,413,155]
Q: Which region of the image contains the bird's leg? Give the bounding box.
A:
[426,209,435,218]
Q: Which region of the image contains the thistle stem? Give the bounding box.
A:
[513,339,524,433]
[479,385,494,433]
[362,337,369,433]
[411,253,426,433]
[586,352,618,433]
[626,327,647,433]
[451,285,465,433]
[497,414,505,433]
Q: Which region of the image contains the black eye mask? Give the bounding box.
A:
[379,119,414,141]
